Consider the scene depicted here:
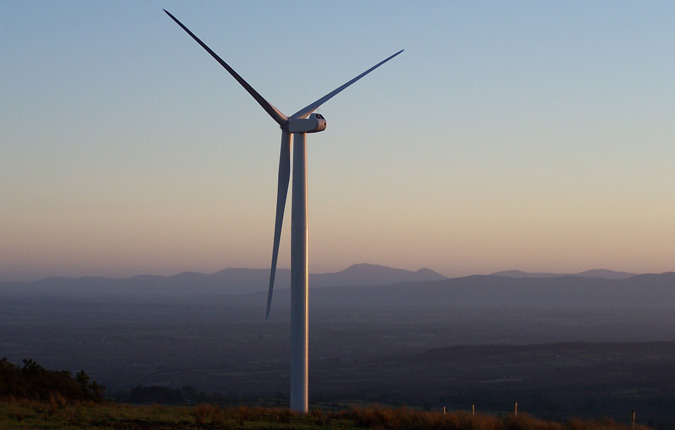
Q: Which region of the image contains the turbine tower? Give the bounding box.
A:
[164,10,402,412]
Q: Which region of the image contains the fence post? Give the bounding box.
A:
[514,402,518,416]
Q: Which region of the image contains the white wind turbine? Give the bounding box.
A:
[164,10,402,412]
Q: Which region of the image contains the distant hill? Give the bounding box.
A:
[313,263,446,287]
[491,269,636,279]
[0,263,446,298]
[304,272,675,311]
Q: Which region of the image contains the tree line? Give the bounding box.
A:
[0,358,104,402]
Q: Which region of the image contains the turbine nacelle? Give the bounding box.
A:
[287,114,326,134]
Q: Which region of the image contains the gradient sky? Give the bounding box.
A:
[2,1,674,281]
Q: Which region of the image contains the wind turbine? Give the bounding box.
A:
[164,10,402,413]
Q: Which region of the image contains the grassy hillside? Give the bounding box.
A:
[0,359,651,430]
[0,401,649,430]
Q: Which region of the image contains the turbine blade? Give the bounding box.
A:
[164,9,288,126]
[291,49,404,119]
[266,131,291,319]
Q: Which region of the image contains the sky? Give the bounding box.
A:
[2,1,674,281]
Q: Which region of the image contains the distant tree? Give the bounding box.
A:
[75,370,91,397]
[76,370,90,388]
[0,358,22,398]
[90,380,105,399]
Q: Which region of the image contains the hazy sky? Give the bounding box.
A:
[2,1,674,281]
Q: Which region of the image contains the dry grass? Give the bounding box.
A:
[0,399,650,430]
[334,406,647,430]
[193,404,300,426]
[337,406,503,430]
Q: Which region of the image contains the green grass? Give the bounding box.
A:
[0,400,649,430]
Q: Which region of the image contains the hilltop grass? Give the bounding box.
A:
[0,400,648,430]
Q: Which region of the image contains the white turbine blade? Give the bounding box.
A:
[266,131,291,319]
[290,49,404,119]
[164,10,288,126]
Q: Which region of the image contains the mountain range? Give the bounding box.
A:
[2,264,673,311]
[0,263,445,297]
[306,271,675,311]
